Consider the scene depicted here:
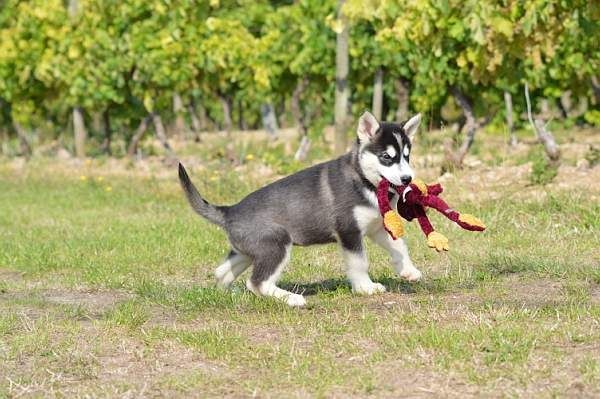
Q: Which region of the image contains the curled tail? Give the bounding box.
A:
[178,163,226,227]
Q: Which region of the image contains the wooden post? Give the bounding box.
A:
[372,68,384,120]
[69,0,87,158]
[504,91,516,147]
[291,77,311,161]
[261,103,279,140]
[218,94,233,134]
[73,107,87,158]
[591,76,600,105]
[172,93,187,136]
[13,122,32,157]
[334,0,350,155]
[101,109,112,155]
[394,78,410,122]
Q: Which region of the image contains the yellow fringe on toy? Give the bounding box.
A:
[383,210,404,238]
[458,213,486,229]
[427,231,449,252]
[412,178,428,195]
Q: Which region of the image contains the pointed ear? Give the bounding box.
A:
[357,111,380,143]
[403,113,421,141]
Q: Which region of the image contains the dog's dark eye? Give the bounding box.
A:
[381,153,392,160]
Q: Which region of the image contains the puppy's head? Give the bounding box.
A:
[356,111,421,187]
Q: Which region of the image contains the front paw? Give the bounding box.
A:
[352,281,387,295]
[400,266,422,282]
[285,293,307,307]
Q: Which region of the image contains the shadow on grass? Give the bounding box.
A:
[280,277,421,296]
[279,278,350,296]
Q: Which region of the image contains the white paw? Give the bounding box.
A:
[352,282,387,295]
[285,293,307,307]
[215,271,234,288]
[400,266,422,282]
[215,265,232,286]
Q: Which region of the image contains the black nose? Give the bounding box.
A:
[401,175,412,185]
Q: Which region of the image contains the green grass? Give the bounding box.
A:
[0,148,599,397]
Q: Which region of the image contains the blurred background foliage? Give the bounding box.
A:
[0,0,598,161]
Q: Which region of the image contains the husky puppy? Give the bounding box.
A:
[178,111,422,306]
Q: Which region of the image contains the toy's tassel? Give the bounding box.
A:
[377,179,405,239]
[383,210,404,239]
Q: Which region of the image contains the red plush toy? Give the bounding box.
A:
[376,178,486,251]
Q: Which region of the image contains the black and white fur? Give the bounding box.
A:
[178,111,422,306]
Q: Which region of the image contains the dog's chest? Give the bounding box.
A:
[352,189,399,235]
[352,205,381,235]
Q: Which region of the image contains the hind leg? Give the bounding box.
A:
[245,231,306,307]
[215,250,251,288]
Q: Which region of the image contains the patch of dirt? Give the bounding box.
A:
[0,268,26,283]
[0,286,132,319]
[80,333,233,398]
[2,319,226,398]
[356,363,482,398]
[363,290,480,313]
[245,325,285,346]
[359,276,569,328]
[502,275,564,306]
[460,164,532,201]
[144,306,182,328]
[42,289,132,311]
[509,344,600,398]
[591,285,600,306]
[362,337,600,398]
[555,165,600,197]
[95,337,221,380]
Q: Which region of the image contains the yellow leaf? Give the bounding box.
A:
[491,16,513,38]
[532,47,542,69]
[155,3,167,14]
[254,67,270,88]
[68,46,80,59]
[161,35,173,48]
[206,17,217,30]
[143,94,154,112]
[331,19,345,34]
[487,49,503,72]
[392,18,410,40]
[466,48,477,63]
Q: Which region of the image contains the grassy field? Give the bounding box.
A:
[1,128,599,398]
